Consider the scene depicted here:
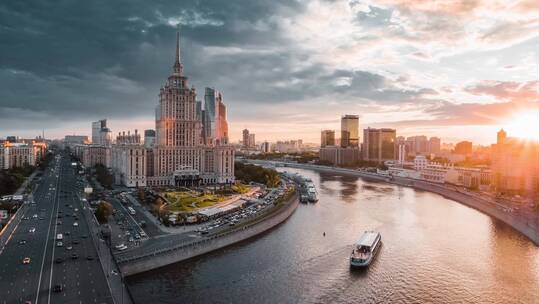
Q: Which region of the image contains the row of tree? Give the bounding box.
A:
[234,162,280,188]
[0,165,35,197]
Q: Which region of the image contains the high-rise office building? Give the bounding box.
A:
[261,141,271,153]
[204,88,229,145]
[341,115,359,148]
[248,134,256,147]
[242,129,250,148]
[363,128,396,163]
[92,119,112,146]
[321,130,336,147]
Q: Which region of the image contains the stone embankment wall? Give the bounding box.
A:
[252,160,539,246]
[119,194,299,276]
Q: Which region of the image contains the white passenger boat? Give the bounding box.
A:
[350,231,381,267]
[303,179,318,202]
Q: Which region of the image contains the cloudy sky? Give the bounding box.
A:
[1,0,538,144]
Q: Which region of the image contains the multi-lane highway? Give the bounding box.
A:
[0,153,113,304]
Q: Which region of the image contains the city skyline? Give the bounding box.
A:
[2,2,539,304]
[1,1,538,144]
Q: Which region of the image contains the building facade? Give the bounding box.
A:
[319,146,360,166]
[111,130,147,187]
[65,135,90,146]
[92,119,112,146]
[82,145,111,168]
[144,129,156,148]
[204,87,229,145]
[454,141,472,155]
[242,129,250,148]
[492,129,539,196]
[321,130,335,147]
[363,128,396,163]
[341,115,359,148]
[144,32,234,187]
[0,141,47,169]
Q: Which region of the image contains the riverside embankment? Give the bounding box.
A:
[118,193,299,276]
[248,160,539,246]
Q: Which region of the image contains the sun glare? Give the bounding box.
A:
[505,111,539,141]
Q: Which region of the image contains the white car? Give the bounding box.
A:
[115,244,128,251]
[29,228,36,233]
[73,222,79,227]
[56,241,63,247]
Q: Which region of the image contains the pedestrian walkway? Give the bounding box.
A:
[15,170,38,195]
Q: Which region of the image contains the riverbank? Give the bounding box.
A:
[248,160,539,246]
[119,192,300,276]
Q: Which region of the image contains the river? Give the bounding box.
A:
[127,167,539,303]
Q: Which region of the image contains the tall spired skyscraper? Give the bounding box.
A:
[155,32,202,147]
[146,31,235,187]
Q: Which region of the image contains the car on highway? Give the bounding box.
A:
[56,241,63,247]
[71,253,79,259]
[66,246,73,251]
[53,284,63,293]
[22,257,31,264]
[73,222,79,227]
[19,240,27,245]
[72,239,80,244]
[86,255,94,260]
[55,257,64,264]
[29,228,36,233]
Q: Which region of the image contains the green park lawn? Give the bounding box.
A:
[164,191,227,212]
[162,183,252,213]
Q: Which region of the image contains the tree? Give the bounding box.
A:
[95,201,114,223]
[234,162,282,187]
[138,188,146,202]
[94,164,113,189]
[265,172,280,188]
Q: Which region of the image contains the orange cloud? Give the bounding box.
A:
[465,80,539,102]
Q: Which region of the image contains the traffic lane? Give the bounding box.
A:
[0,223,44,304]
[0,169,58,303]
[109,196,146,237]
[49,165,113,303]
[124,194,164,237]
[127,201,162,237]
[108,197,146,244]
[35,167,62,304]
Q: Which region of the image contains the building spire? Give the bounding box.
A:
[172,26,183,76]
[175,29,180,64]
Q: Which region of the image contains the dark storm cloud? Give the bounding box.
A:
[0,0,430,132]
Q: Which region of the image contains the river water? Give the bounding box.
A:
[127,168,539,303]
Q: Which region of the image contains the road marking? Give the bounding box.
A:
[35,162,61,304]
[47,163,63,304]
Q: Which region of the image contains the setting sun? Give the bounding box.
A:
[504,111,539,141]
